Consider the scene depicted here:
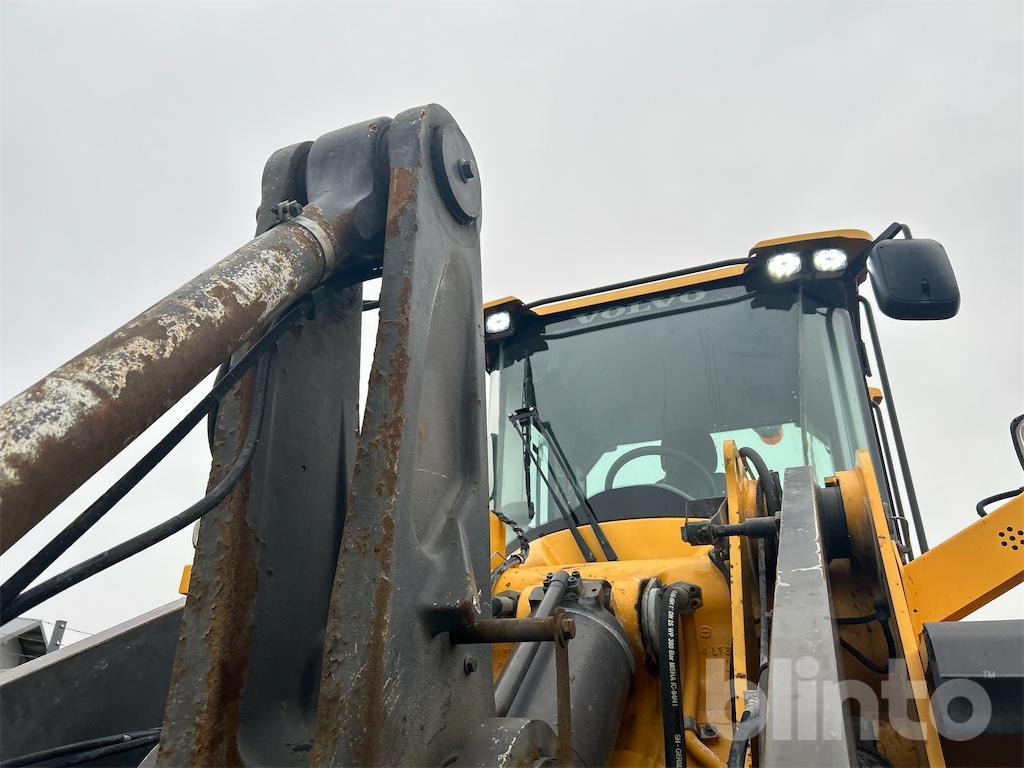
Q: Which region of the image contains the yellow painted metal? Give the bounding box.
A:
[854,450,947,767]
[516,518,704,568]
[868,386,884,405]
[178,564,191,596]
[722,441,751,722]
[493,517,735,766]
[748,228,873,254]
[682,614,726,768]
[902,492,1024,632]
[482,263,749,322]
[532,264,748,316]
[483,295,520,310]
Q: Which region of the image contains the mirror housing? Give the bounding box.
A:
[1012,414,1024,472]
[867,238,960,320]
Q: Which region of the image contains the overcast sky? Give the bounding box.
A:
[1,0,1021,640]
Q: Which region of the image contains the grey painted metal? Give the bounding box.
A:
[506,581,634,768]
[157,131,368,766]
[453,718,558,768]
[44,619,66,653]
[0,600,182,768]
[924,619,1024,736]
[0,119,388,554]
[763,466,855,767]
[495,571,571,716]
[309,104,492,767]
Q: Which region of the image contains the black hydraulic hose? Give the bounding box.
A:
[839,638,888,675]
[0,300,309,609]
[206,361,231,451]
[0,729,160,768]
[837,607,897,660]
[726,710,753,768]
[659,586,687,768]
[0,353,272,624]
[737,447,779,516]
[976,487,1024,517]
[835,613,875,625]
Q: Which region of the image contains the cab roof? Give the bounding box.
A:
[486,228,873,319]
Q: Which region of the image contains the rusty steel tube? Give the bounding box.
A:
[0,220,349,553]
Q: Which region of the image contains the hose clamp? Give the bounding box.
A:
[290,215,338,279]
[271,200,338,279]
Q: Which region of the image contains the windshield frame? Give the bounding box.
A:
[487,271,887,543]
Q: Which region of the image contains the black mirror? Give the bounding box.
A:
[867,238,960,320]
[1012,414,1024,471]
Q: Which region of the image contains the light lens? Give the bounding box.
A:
[812,248,848,273]
[766,252,802,282]
[484,310,512,335]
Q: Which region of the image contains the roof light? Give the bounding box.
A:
[484,310,512,335]
[812,248,848,273]
[766,252,802,282]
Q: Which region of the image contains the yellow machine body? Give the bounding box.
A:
[482,230,1023,767]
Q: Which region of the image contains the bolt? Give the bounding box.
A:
[463,655,478,675]
[699,724,719,741]
[457,158,476,182]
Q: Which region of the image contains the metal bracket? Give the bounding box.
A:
[450,610,577,767]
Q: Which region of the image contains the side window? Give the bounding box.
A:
[710,424,835,485]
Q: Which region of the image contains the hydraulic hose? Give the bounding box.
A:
[726,709,754,768]
[659,586,688,768]
[659,588,725,768]
[737,447,778,516]
[0,353,271,624]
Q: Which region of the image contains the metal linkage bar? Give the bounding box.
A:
[0,121,388,553]
[156,131,372,767]
[764,467,855,767]
[309,104,494,768]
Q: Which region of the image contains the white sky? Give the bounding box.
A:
[1,0,1021,639]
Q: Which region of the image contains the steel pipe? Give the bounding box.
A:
[0,118,389,554]
[494,571,570,716]
[1,221,345,552]
[450,615,575,645]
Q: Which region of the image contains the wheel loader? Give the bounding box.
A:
[0,105,1020,768]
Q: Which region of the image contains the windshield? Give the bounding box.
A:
[490,281,876,536]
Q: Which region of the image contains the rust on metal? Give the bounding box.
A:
[311,104,490,767]
[0,223,330,553]
[450,615,575,645]
[157,368,261,767]
[554,609,575,768]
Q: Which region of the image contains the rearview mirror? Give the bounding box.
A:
[867,238,960,320]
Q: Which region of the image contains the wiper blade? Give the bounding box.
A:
[508,409,596,563]
[509,406,618,562]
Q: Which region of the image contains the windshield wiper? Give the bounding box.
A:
[509,406,618,562]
